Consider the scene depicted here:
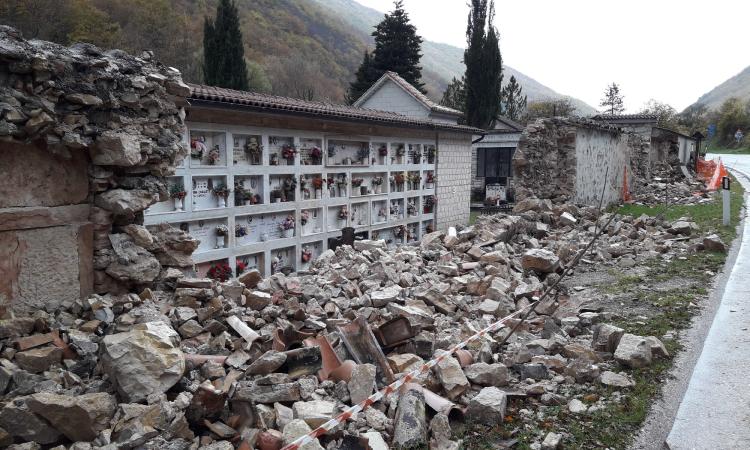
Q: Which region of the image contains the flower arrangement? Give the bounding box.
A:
[235,224,247,238]
[426,145,436,163]
[216,224,229,236]
[426,172,435,184]
[301,247,313,263]
[207,145,221,164]
[312,177,324,190]
[407,201,417,216]
[379,145,388,156]
[327,144,336,158]
[190,136,207,159]
[270,189,282,201]
[409,173,422,185]
[424,196,435,212]
[395,225,406,238]
[280,215,295,231]
[244,137,262,159]
[234,184,248,204]
[396,145,406,156]
[371,176,384,187]
[336,175,348,186]
[283,176,297,192]
[212,183,230,198]
[394,172,405,185]
[281,144,297,161]
[207,262,232,282]
[235,259,247,277]
[338,206,349,220]
[309,146,322,162]
[300,210,310,226]
[356,145,369,163]
[300,176,308,191]
[170,183,187,199]
[351,178,364,187]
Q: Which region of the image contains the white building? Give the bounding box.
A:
[144,84,478,279]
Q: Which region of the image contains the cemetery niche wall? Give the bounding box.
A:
[148,83,480,279]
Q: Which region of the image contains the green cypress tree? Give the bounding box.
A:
[464,0,503,129]
[370,0,425,93]
[202,16,217,87]
[347,50,377,104]
[203,0,248,90]
[500,75,527,121]
[439,76,466,112]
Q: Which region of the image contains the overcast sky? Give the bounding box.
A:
[356,0,748,112]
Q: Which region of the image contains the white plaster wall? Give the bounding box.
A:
[574,129,630,207]
[436,132,473,229]
[358,80,430,119]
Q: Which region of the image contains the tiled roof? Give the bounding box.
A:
[353,71,463,117]
[188,84,480,134]
[591,113,658,121]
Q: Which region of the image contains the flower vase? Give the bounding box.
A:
[339,219,347,228]
[360,186,368,196]
[244,199,253,206]
[283,228,295,238]
[218,197,226,208]
[374,185,381,194]
[315,189,321,199]
[261,233,269,242]
[173,197,183,211]
[426,182,433,189]
[216,235,225,248]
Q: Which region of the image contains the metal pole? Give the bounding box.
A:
[722,176,731,226]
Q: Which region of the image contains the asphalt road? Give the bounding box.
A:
[632,155,750,450]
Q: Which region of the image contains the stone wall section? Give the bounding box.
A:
[0,26,196,315]
[436,132,472,228]
[513,118,645,207]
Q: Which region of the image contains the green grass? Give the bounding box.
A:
[617,173,745,242]
[704,141,750,155]
[469,210,480,224]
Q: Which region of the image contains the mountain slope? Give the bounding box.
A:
[687,65,750,111]
[312,0,596,114]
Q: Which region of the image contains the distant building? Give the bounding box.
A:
[592,114,696,174]
[353,71,463,124]
[355,71,523,206]
[471,117,524,206]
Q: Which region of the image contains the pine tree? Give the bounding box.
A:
[464,0,503,129]
[348,0,425,103]
[203,0,248,90]
[600,82,625,115]
[347,50,378,104]
[440,76,466,111]
[500,75,527,121]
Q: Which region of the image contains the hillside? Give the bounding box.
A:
[0,0,596,112]
[312,0,596,113]
[686,65,750,111]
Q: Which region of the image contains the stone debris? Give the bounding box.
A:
[0,197,709,448]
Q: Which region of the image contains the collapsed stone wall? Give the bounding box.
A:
[0,26,197,315]
[512,118,647,207]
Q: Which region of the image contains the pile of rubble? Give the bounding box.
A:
[0,198,726,450]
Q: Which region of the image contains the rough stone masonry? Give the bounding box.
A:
[512,117,650,207]
[0,26,197,316]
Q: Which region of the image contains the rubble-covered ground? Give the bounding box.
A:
[0,180,743,450]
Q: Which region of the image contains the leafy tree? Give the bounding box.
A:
[716,97,749,145]
[464,0,503,129]
[348,1,425,103]
[203,0,248,90]
[600,82,625,115]
[678,103,710,135]
[68,0,121,48]
[347,50,378,104]
[522,98,576,124]
[639,99,682,132]
[500,75,526,121]
[439,76,466,111]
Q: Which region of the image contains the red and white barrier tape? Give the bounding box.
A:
[280,303,534,450]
